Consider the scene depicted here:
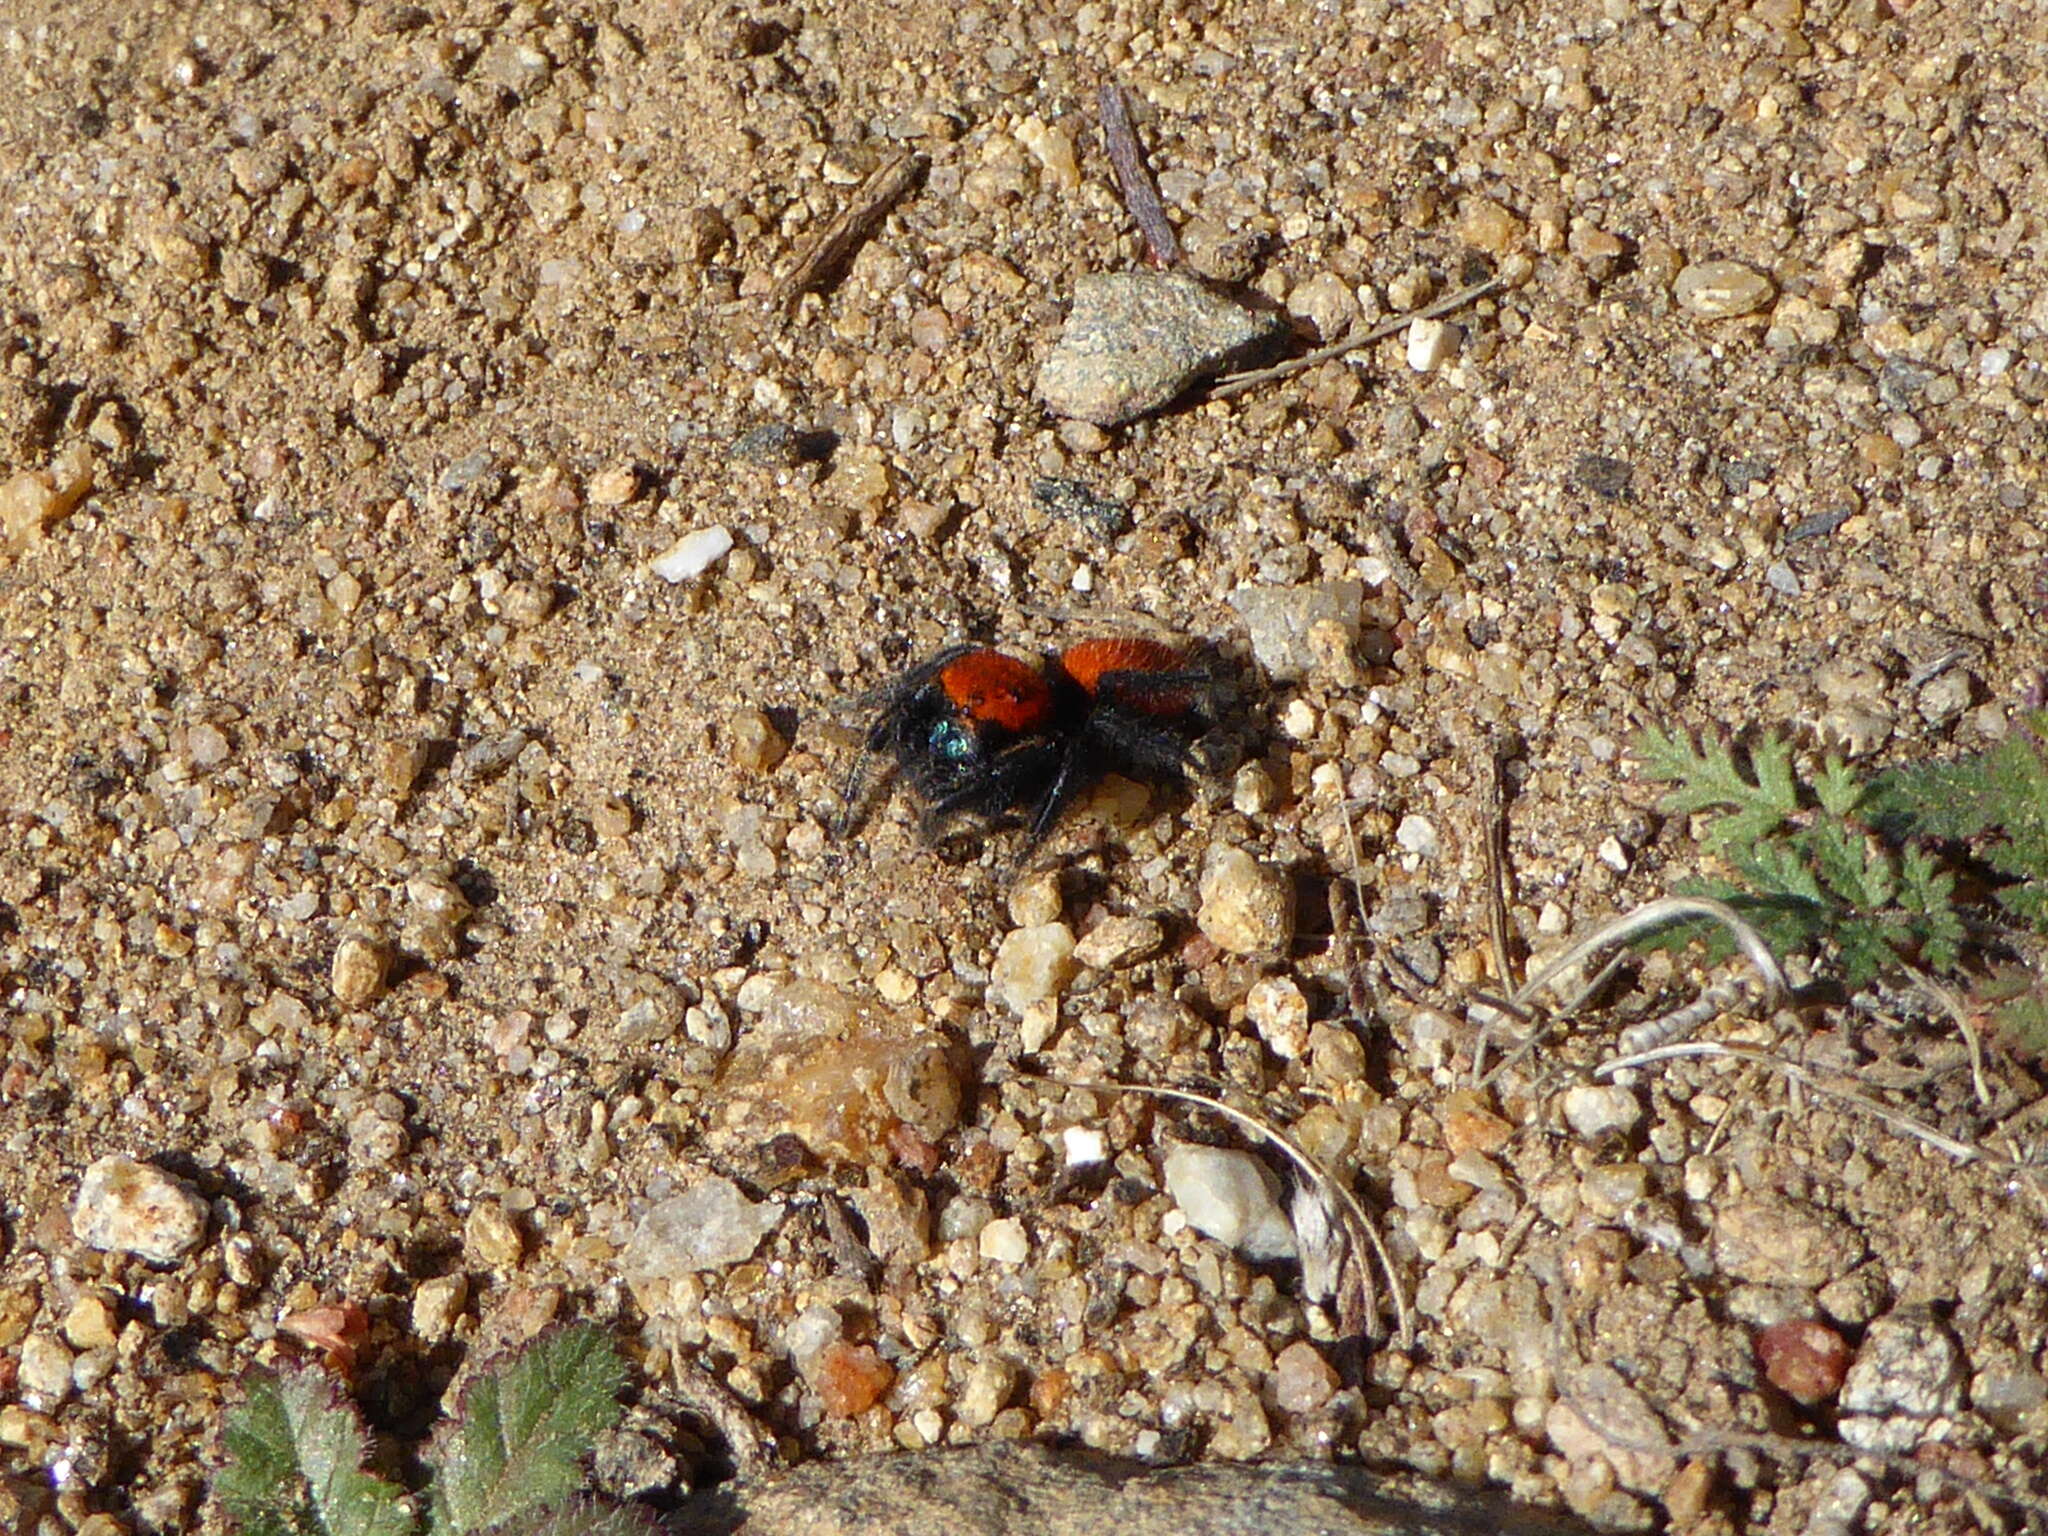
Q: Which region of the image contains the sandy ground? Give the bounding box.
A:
[3,0,2047,1531]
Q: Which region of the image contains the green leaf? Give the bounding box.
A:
[1980,963,2048,1059]
[1868,721,2048,849]
[216,1368,415,1536]
[1728,840,1826,907]
[1804,820,1894,911]
[1831,916,1902,989]
[1999,884,2048,928]
[1812,757,1865,819]
[1632,728,1801,851]
[1898,848,1966,971]
[425,1325,626,1536]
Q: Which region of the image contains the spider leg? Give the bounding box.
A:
[833,744,893,839]
[1084,711,1201,780]
[1024,736,1106,848]
[1087,665,1213,716]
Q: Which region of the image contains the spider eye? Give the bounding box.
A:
[929,719,977,763]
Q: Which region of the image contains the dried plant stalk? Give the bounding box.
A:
[771,150,928,310]
[1099,83,1180,267]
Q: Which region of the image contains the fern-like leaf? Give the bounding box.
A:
[2000,885,2048,928]
[1831,916,1903,989]
[1898,848,1966,972]
[1634,727,1801,852]
[1812,757,1865,819]
[424,1324,626,1536]
[1867,720,2048,855]
[1727,840,1827,907]
[1979,963,2048,1058]
[216,1368,414,1536]
[1804,820,1895,912]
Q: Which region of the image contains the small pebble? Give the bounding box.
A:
[1162,1144,1296,1260]
[497,579,554,627]
[1231,762,1278,815]
[412,1273,469,1342]
[1972,1363,2048,1431]
[955,1356,1019,1427]
[978,1217,1029,1265]
[1244,976,1310,1059]
[727,707,788,772]
[18,1335,75,1406]
[721,980,964,1164]
[1227,581,1363,682]
[1394,814,1440,858]
[1840,1311,1964,1429]
[1286,272,1361,341]
[1917,670,1972,725]
[651,526,734,582]
[1036,270,1284,426]
[464,1203,525,1269]
[61,1294,119,1352]
[1073,915,1162,970]
[1272,1339,1339,1414]
[810,1341,894,1418]
[405,870,474,961]
[1061,1126,1108,1167]
[588,464,641,505]
[621,1177,784,1277]
[0,444,95,551]
[440,451,497,493]
[1405,318,1459,373]
[1561,1083,1643,1140]
[991,923,1077,1014]
[1006,870,1064,928]
[1674,259,1776,318]
[329,933,388,1008]
[1032,477,1131,539]
[1545,1366,1676,1494]
[1712,1195,1864,1287]
[71,1156,209,1265]
[1197,845,1295,954]
[1757,1318,1852,1404]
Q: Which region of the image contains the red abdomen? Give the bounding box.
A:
[1058,637,1190,714]
[938,649,1056,733]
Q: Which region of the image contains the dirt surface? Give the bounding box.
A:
[3,0,2048,1531]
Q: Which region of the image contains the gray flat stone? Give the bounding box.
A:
[675,1441,1589,1536]
[1036,271,1284,426]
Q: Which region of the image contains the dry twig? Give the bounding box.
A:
[1905,966,1993,1108]
[1210,274,1505,399]
[658,1324,783,1477]
[1593,1040,2016,1167]
[1482,740,1520,997]
[1098,83,1180,267]
[771,150,928,310]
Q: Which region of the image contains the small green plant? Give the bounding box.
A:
[215,1323,656,1536]
[1632,727,1967,986]
[1633,719,2048,1053]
